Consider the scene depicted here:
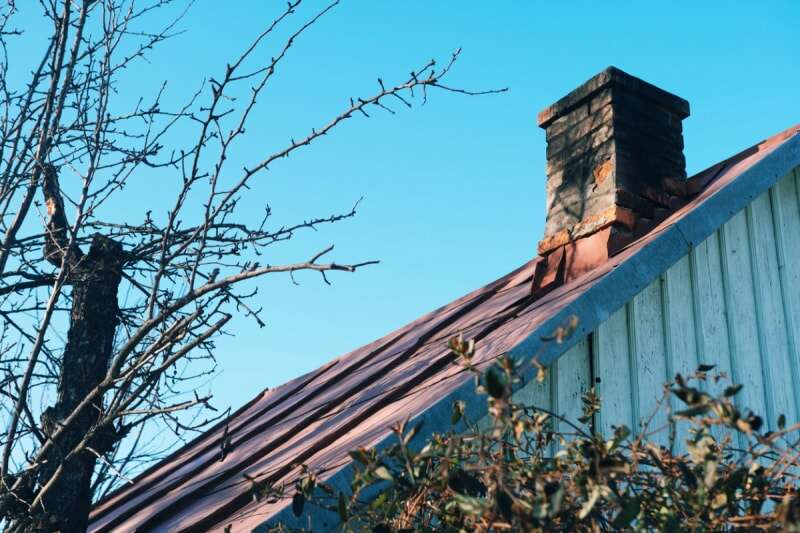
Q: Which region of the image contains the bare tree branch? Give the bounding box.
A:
[0,1,503,529]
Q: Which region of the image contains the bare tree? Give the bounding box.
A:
[0,1,503,531]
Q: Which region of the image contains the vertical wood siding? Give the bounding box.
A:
[511,167,800,441]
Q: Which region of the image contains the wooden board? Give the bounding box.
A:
[554,337,592,438]
[718,209,769,421]
[771,170,800,419]
[746,193,797,426]
[662,254,699,452]
[629,278,669,444]
[594,306,634,435]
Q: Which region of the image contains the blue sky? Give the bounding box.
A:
[12,1,800,412]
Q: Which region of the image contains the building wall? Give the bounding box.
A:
[512,166,800,445]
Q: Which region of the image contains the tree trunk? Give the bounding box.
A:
[21,235,123,532]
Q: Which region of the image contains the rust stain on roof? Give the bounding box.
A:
[88,124,800,532]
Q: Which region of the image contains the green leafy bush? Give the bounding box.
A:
[274,334,800,532]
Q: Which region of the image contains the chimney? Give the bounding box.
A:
[532,67,690,294]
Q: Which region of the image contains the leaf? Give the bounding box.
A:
[672,386,706,406]
[452,493,484,515]
[541,314,579,343]
[677,461,698,489]
[612,498,640,528]
[496,489,513,521]
[703,462,723,488]
[299,474,316,494]
[337,492,348,522]
[611,425,631,449]
[548,484,565,516]
[697,364,716,372]
[485,369,504,398]
[451,400,464,425]
[348,448,370,465]
[373,466,393,481]
[370,491,388,508]
[578,485,601,519]
[448,469,486,497]
[533,358,546,383]
[735,418,753,433]
[403,420,424,445]
[723,384,743,397]
[750,415,763,432]
[663,513,681,533]
[778,413,786,430]
[291,492,305,517]
[712,491,728,509]
[675,404,711,418]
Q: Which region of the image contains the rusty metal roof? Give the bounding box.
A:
[88,124,800,532]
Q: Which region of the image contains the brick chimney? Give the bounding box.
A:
[532,67,690,294]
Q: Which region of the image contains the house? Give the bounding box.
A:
[88,67,800,532]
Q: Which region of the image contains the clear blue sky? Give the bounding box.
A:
[12,2,800,412]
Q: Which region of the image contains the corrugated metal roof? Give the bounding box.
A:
[88,124,800,532]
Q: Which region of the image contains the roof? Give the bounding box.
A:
[88,124,800,532]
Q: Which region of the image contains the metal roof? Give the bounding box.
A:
[88,124,800,532]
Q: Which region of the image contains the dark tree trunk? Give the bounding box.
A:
[31,235,124,532]
[7,169,127,533]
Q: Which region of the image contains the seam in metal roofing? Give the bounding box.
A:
[88,124,800,532]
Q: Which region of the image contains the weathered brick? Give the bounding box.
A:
[537,66,690,254]
[538,66,689,128]
[544,102,591,138]
[546,104,613,149]
[610,88,686,129]
[546,122,614,160]
[546,135,616,175]
[588,87,613,115]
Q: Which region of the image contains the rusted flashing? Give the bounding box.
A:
[537,204,636,256]
[530,245,565,297]
[533,226,623,297]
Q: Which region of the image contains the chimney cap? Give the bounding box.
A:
[537,66,690,128]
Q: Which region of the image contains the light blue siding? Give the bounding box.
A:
[553,336,592,437]
[512,167,800,438]
[594,306,633,434]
